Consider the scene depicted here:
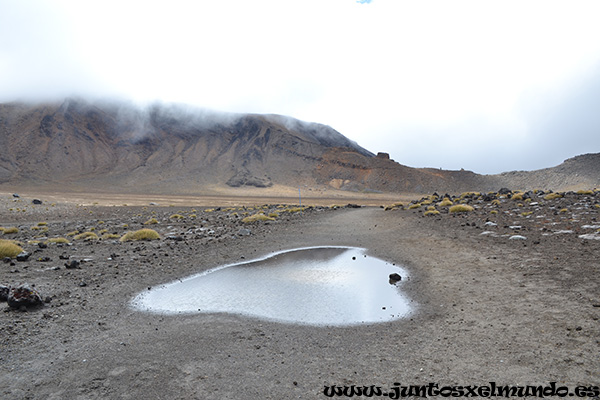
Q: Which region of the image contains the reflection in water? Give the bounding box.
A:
[132,247,412,326]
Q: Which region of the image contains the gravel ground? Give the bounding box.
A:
[0,191,598,399]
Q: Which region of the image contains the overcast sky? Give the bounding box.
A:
[1,0,600,174]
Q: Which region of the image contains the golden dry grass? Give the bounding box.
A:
[449,204,474,213]
[120,229,160,242]
[0,239,24,258]
[73,232,99,241]
[242,213,276,223]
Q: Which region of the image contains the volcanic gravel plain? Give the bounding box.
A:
[0,190,599,399]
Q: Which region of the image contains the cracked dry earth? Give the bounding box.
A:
[0,193,598,399]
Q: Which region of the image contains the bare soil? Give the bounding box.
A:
[0,192,598,399]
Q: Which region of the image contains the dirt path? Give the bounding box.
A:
[1,206,598,399]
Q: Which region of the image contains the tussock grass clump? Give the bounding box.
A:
[0,239,24,258]
[521,211,533,217]
[46,237,69,244]
[559,208,568,213]
[544,193,563,200]
[595,204,600,209]
[285,207,306,213]
[66,230,79,237]
[37,222,48,226]
[268,213,279,218]
[427,206,436,211]
[491,199,501,206]
[438,198,453,207]
[2,227,19,234]
[120,228,160,242]
[490,210,498,214]
[242,213,276,223]
[511,193,524,201]
[144,218,159,225]
[407,203,421,209]
[577,190,594,195]
[424,210,440,216]
[384,202,404,211]
[73,232,99,241]
[449,204,474,213]
[169,214,184,219]
[102,233,121,240]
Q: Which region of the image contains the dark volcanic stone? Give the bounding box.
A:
[0,285,9,301]
[32,199,43,205]
[7,284,43,309]
[65,260,80,269]
[16,252,31,262]
[389,273,402,283]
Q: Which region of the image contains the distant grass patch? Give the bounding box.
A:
[577,190,594,195]
[285,207,306,213]
[66,230,79,237]
[242,213,276,223]
[0,239,23,258]
[491,199,501,206]
[559,208,568,213]
[144,218,159,225]
[169,214,184,219]
[37,222,48,226]
[511,193,524,201]
[46,237,69,244]
[490,210,498,215]
[2,227,18,234]
[120,228,160,242]
[544,193,563,200]
[424,210,440,216]
[521,211,533,217]
[73,232,99,241]
[408,203,421,209]
[101,233,121,240]
[438,198,453,207]
[449,205,474,213]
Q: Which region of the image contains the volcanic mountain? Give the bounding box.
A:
[0,98,598,195]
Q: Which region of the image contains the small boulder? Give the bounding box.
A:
[237,228,251,236]
[12,193,20,198]
[64,260,80,269]
[16,252,31,262]
[32,199,43,205]
[0,285,9,301]
[389,273,402,284]
[7,284,43,309]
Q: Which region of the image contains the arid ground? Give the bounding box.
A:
[0,191,598,399]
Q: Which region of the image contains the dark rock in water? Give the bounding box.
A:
[0,285,9,301]
[32,199,43,205]
[498,188,512,195]
[389,273,402,283]
[16,252,31,262]
[65,260,80,269]
[7,284,43,309]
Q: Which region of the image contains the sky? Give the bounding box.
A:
[1,0,600,174]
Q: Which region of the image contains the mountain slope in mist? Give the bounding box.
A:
[0,98,598,195]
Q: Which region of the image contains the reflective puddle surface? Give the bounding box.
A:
[132,246,412,326]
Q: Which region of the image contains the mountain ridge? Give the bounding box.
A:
[0,98,598,195]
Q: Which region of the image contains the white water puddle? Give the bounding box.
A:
[132,246,412,326]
